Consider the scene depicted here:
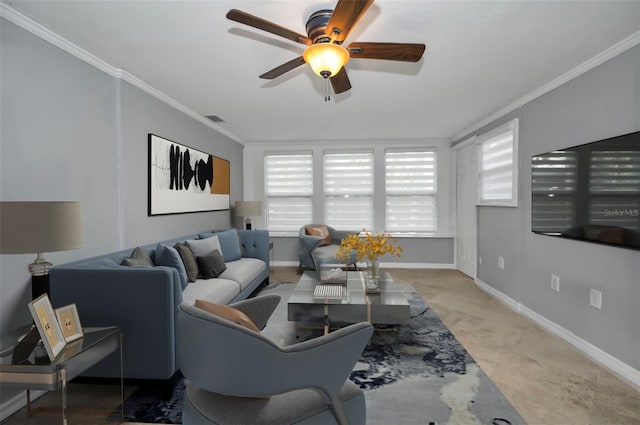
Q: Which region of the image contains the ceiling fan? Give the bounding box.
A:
[226,0,426,99]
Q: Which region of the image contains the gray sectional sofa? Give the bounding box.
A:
[49,229,269,380]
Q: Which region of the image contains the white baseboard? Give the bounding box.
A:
[0,390,45,422]
[271,260,300,267]
[475,278,640,392]
[271,261,455,269]
[474,278,521,312]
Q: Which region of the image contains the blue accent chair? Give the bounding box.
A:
[298,224,358,271]
[177,295,373,425]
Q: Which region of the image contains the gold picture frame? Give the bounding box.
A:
[55,303,83,342]
[28,294,66,361]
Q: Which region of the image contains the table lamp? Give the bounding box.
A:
[0,201,83,299]
[234,201,262,230]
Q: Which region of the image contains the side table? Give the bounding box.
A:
[0,326,123,425]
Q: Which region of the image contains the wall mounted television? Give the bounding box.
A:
[531,130,640,251]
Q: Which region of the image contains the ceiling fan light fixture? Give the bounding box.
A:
[303,43,350,78]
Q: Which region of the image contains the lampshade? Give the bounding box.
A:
[0,202,83,254]
[303,43,350,78]
[234,201,262,217]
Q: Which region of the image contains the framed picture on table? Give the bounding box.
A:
[55,303,83,342]
[28,294,66,361]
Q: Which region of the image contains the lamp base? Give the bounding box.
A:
[29,253,52,300]
[31,274,50,300]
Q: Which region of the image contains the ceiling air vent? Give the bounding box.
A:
[205,115,225,123]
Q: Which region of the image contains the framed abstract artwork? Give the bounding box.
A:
[148,134,230,215]
[55,303,83,342]
[28,294,67,361]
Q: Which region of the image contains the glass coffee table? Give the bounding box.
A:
[288,271,410,334]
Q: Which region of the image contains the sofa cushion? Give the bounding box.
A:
[194,299,259,332]
[121,247,154,266]
[182,278,240,305]
[305,225,331,246]
[175,242,198,282]
[155,244,188,289]
[187,236,221,257]
[197,231,215,239]
[218,258,265,291]
[215,229,243,262]
[196,249,227,279]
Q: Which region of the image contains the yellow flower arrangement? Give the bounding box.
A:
[335,229,403,263]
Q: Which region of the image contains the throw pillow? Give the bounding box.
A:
[196,249,227,279]
[155,244,189,289]
[215,229,242,262]
[121,247,154,266]
[175,242,198,282]
[305,225,331,247]
[194,299,259,332]
[186,235,221,257]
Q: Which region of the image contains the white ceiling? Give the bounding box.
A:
[4,0,640,144]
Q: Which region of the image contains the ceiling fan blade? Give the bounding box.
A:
[227,9,312,46]
[348,42,426,62]
[259,56,306,80]
[326,0,374,43]
[330,68,352,94]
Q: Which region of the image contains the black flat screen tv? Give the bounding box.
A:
[531,130,640,250]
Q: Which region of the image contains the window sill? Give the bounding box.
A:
[477,201,519,208]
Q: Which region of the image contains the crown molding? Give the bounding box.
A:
[453,30,640,142]
[0,3,244,145]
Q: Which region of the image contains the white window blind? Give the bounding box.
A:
[588,150,640,230]
[478,119,519,206]
[531,150,577,233]
[385,149,437,232]
[264,153,313,234]
[324,151,374,230]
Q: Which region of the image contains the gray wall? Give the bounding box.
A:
[0,19,243,336]
[456,45,640,370]
[119,80,242,246]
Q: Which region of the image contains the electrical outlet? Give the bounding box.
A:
[478,256,483,265]
[590,289,602,309]
[551,274,560,292]
[498,256,505,270]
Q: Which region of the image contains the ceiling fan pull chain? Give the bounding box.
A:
[324,78,331,102]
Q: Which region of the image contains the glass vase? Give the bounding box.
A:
[365,258,381,293]
[367,258,380,279]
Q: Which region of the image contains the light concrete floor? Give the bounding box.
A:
[2,267,639,425]
[389,268,640,425]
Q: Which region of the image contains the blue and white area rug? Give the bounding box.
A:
[108,282,526,425]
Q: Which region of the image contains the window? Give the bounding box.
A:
[324,150,374,230]
[385,149,437,232]
[477,119,519,206]
[264,153,313,234]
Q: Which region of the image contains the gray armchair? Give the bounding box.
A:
[177,295,374,425]
[298,224,358,271]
